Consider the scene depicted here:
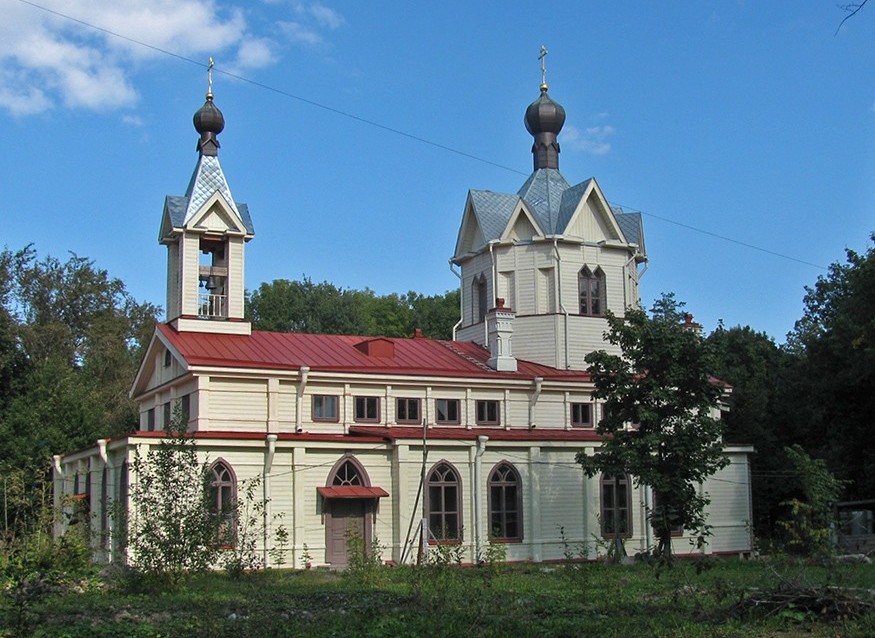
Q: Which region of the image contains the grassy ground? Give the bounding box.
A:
[5,557,875,637]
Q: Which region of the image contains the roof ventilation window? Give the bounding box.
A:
[354,338,395,358]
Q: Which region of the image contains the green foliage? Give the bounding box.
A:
[269,520,289,567]
[577,294,728,564]
[247,277,459,339]
[786,235,875,500]
[125,408,218,585]
[221,476,269,579]
[776,445,846,557]
[345,531,385,584]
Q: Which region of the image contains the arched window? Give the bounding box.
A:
[488,462,522,541]
[427,462,462,541]
[600,473,632,538]
[209,460,237,546]
[328,456,368,486]
[473,274,488,324]
[579,266,606,316]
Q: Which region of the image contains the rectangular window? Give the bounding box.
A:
[396,398,420,424]
[435,399,460,425]
[571,402,592,427]
[354,396,380,423]
[162,402,171,430]
[651,491,684,537]
[476,400,500,425]
[312,395,339,421]
[180,394,191,424]
[146,408,155,432]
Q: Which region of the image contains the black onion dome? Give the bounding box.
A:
[525,89,566,136]
[194,96,225,135]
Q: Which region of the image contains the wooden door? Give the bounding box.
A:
[326,499,367,567]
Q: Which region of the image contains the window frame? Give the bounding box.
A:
[146,408,155,432]
[208,460,237,548]
[651,490,684,537]
[600,473,632,539]
[426,461,463,543]
[579,265,606,317]
[488,462,523,542]
[312,394,340,422]
[396,397,421,424]
[570,402,593,428]
[354,396,381,423]
[475,399,500,426]
[473,273,488,324]
[435,399,461,425]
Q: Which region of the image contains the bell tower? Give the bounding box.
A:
[159,67,255,335]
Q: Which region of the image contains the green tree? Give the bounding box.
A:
[707,325,804,538]
[247,277,459,339]
[125,407,218,584]
[787,235,875,499]
[577,294,728,563]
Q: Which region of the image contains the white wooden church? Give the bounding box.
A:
[53,68,753,568]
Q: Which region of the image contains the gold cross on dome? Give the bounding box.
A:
[207,57,214,98]
[538,45,548,90]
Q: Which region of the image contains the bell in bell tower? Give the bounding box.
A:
[159,60,255,335]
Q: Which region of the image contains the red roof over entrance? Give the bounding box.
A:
[317,486,389,499]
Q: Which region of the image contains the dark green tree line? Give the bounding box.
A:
[247,277,460,340]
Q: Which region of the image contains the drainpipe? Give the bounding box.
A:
[264,434,277,566]
[449,261,462,340]
[553,238,570,369]
[529,377,543,429]
[97,439,109,561]
[473,435,489,561]
[644,485,653,552]
[295,367,309,433]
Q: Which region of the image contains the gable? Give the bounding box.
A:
[561,180,626,243]
[130,328,189,398]
[454,200,486,257]
[502,204,542,242]
[188,195,247,234]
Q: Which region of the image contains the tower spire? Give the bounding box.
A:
[524,46,565,170]
[193,58,224,157]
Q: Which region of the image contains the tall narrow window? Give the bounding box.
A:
[651,490,683,536]
[427,462,462,541]
[579,266,606,316]
[570,403,593,427]
[209,461,236,546]
[488,463,522,541]
[600,473,632,538]
[473,274,488,324]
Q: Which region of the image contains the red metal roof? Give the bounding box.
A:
[158,324,590,382]
[317,486,389,499]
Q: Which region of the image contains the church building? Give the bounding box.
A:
[53,65,754,568]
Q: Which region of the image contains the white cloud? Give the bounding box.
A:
[280,2,345,48]
[0,0,268,115]
[122,114,145,127]
[306,4,345,30]
[561,124,616,155]
[277,21,324,46]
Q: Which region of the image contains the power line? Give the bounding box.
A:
[17,0,827,272]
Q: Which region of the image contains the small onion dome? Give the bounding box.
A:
[193,95,225,136]
[524,87,566,136]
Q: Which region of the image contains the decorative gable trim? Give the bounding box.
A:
[501,202,543,242]
[130,327,189,399]
[561,178,627,243]
[185,192,248,236]
[454,195,486,258]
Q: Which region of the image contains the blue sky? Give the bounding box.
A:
[2,1,874,343]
